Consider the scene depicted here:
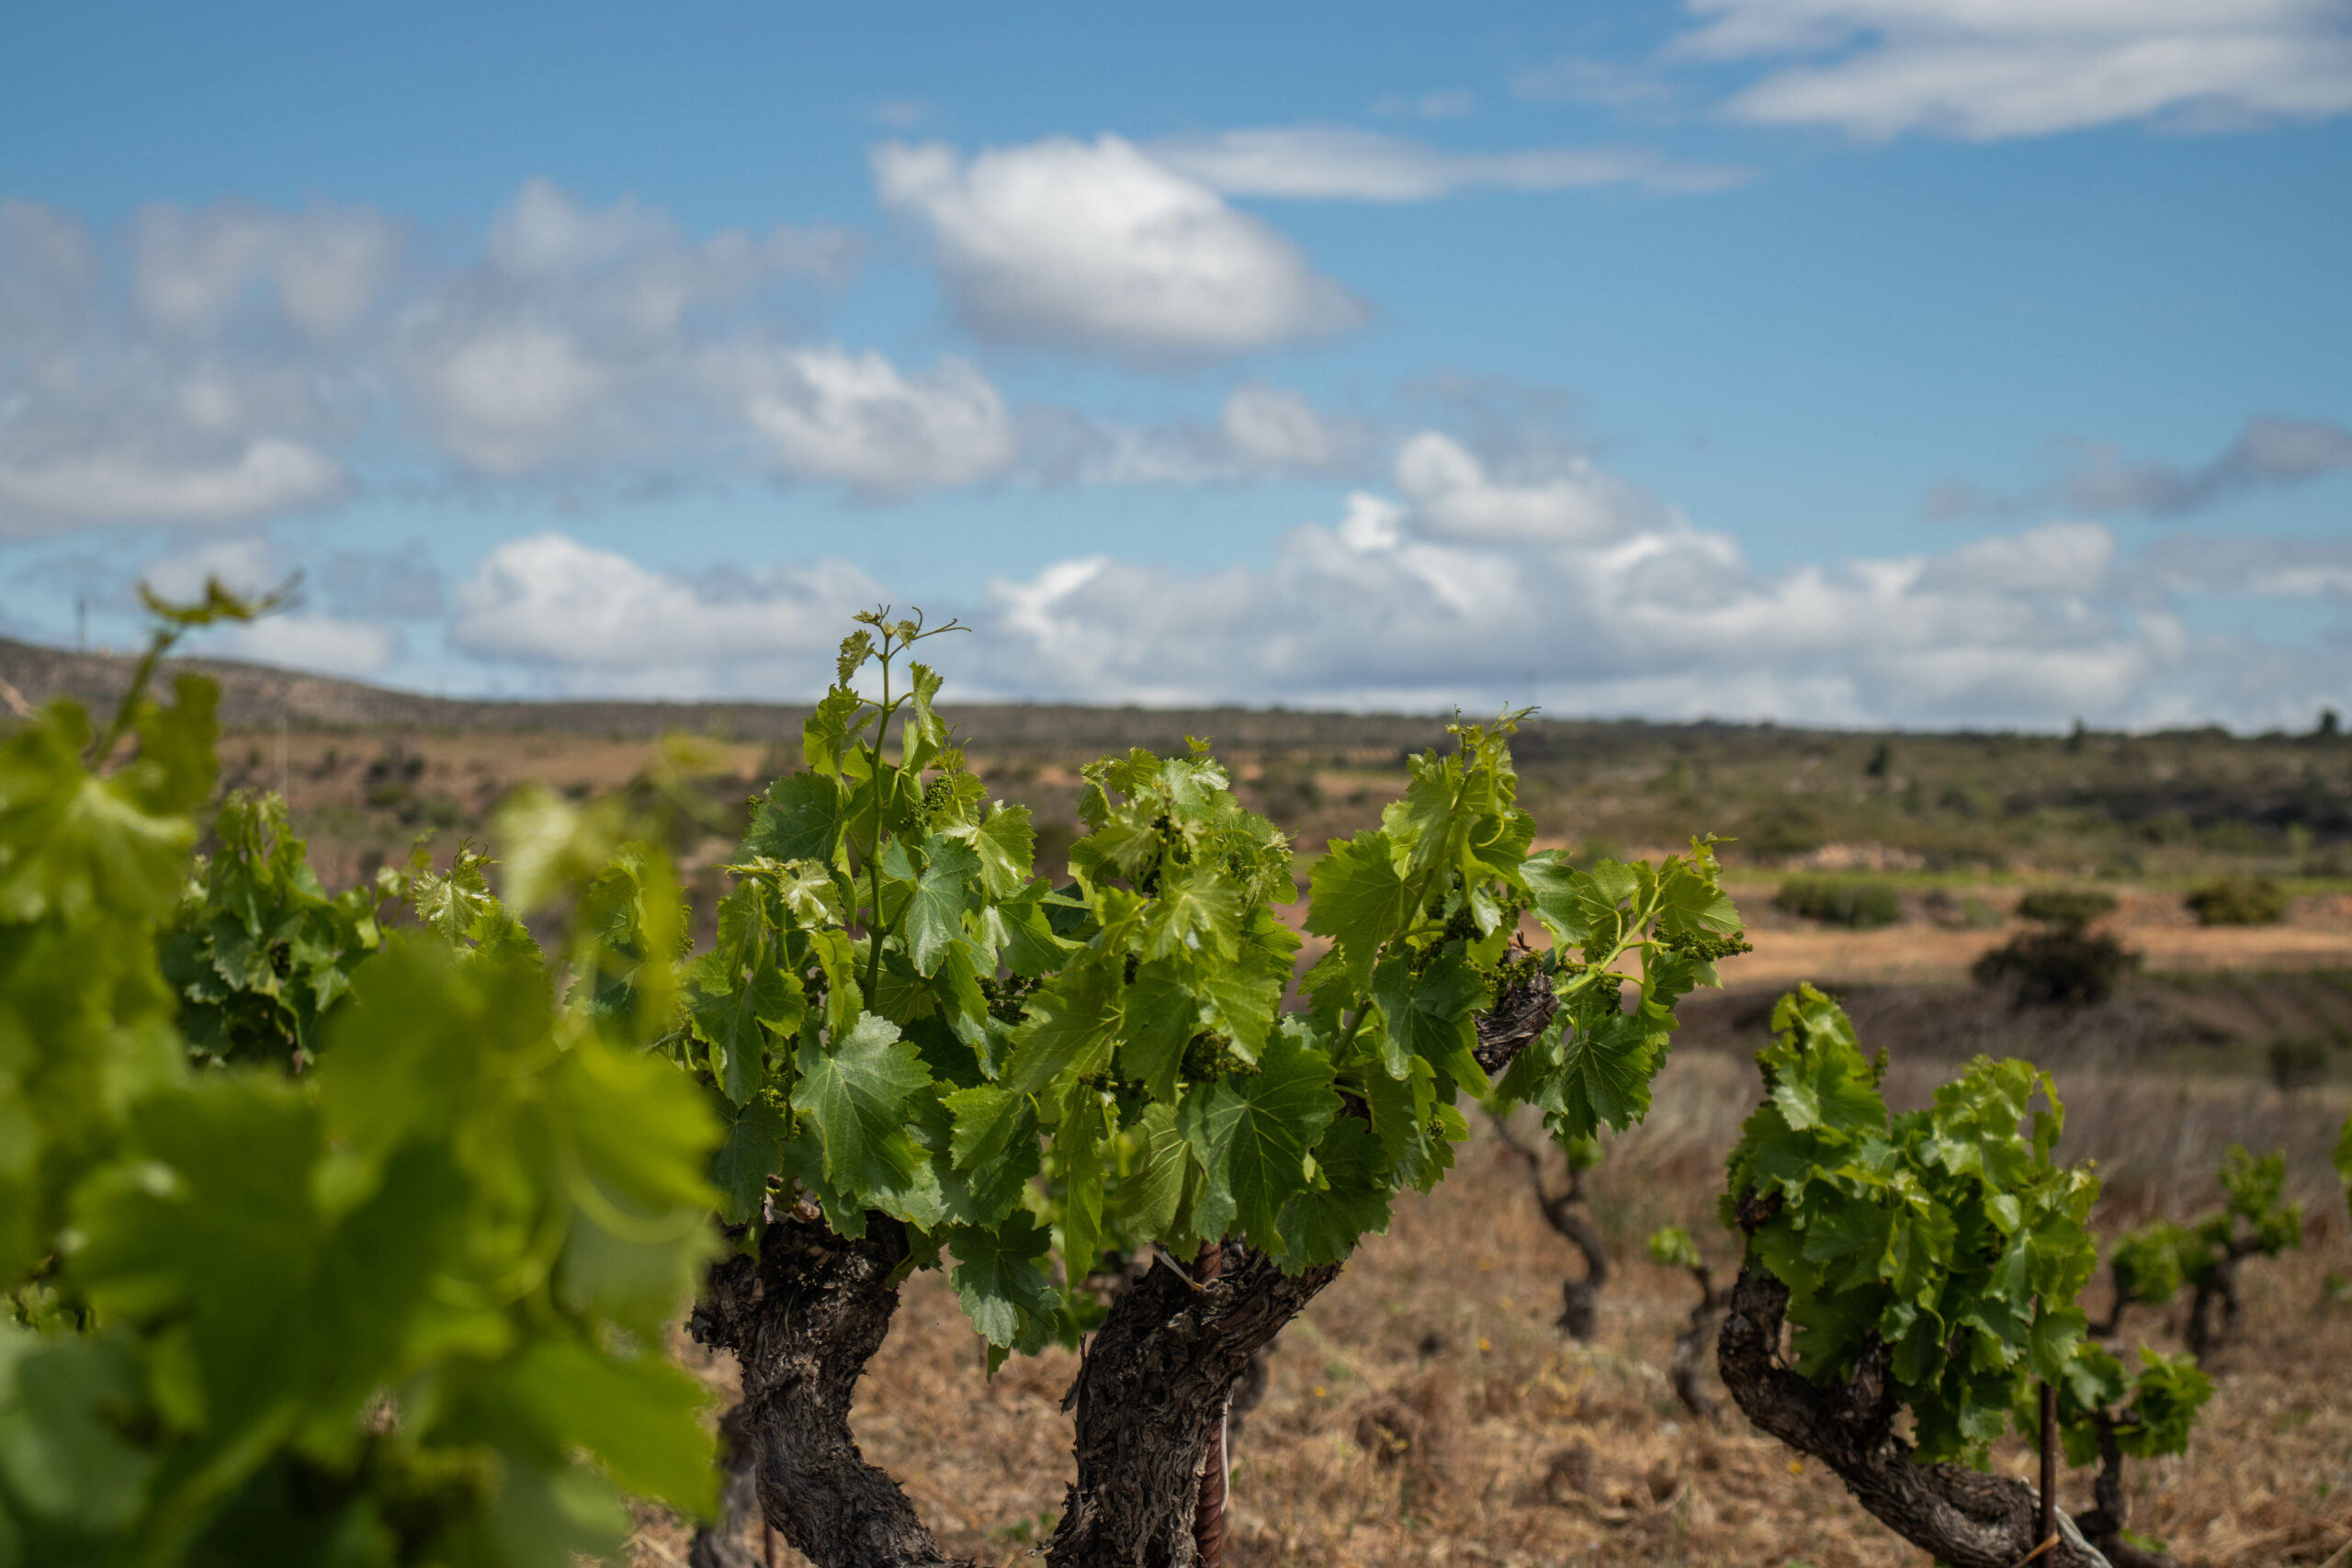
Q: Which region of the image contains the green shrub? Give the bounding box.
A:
[2185,875,2289,927]
[1775,877,1903,930]
[1748,807,1826,858]
[2016,888,2116,928]
[1973,925,2140,1008]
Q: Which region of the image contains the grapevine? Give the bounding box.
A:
[3,595,1749,1568]
[1645,1224,1730,1420]
[1713,984,2233,1568]
[2090,1146,2303,1361]
[673,620,1747,1567]
[0,585,720,1567]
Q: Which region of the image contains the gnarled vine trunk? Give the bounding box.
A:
[689,1211,978,1568]
[2185,1244,2249,1362]
[1716,1255,2115,1568]
[1478,979,1609,1337]
[685,1404,765,1568]
[1044,1243,1343,1568]
[683,993,1550,1568]
[1488,1111,1607,1338]
[2070,1416,2181,1568]
[1667,1263,1728,1421]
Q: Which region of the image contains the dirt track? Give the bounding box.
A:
[1722,886,2352,987]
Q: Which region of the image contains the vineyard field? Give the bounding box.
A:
[646,1046,2352,1567]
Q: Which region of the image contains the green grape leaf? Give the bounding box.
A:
[686,955,803,1107]
[1304,831,1414,993]
[1547,1009,1668,1139]
[989,882,1073,977]
[1647,1225,1702,1270]
[1655,859,1742,937]
[1276,1118,1393,1266]
[1142,866,1243,964]
[2114,1348,2212,1460]
[1116,1102,1196,1247]
[1179,1031,1340,1254]
[947,1212,1057,1353]
[744,773,851,867]
[802,688,867,779]
[1057,1097,1109,1282]
[943,1083,1035,1172]
[964,804,1036,899]
[791,1013,930,1201]
[1117,959,1198,1104]
[711,1100,791,1226]
[1001,959,1122,1099]
[0,1329,154,1531]
[904,836,981,977]
[477,1337,717,1515]
[1358,1052,1436,1168]
[1198,950,1285,1063]
[925,1090,1036,1230]
[1370,948,1486,1089]
[805,928,864,1042]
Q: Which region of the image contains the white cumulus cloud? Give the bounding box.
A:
[0,441,345,531]
[872,136,1364,362]
[448,531,887,694]
[390,448,2352,728]
[395,179,859,478]
[956,438,2335,728]
[0,182,875,530]
[1221,386,1349,468]
[138,534,292,603]
[1674,0,2352,140]
[213,614,402,680]
[1393,432,1665,544]
[1020,385,1371,486]
[718,344,1015,497]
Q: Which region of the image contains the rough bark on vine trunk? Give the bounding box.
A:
[686,1404,764,1568]
[679,993,1542,1568]
[2069,1417,2182,1568]
[1667,1266,1727,1421]
[2185,1248,2245,1362]
[1715,1257,2114,1568]
[1488,1111,1607,1339]
[1476,974,1615,1333]
[1045,1243,1343,1568]
[1190,1240,1228,1568]
[689,1211,979,1568]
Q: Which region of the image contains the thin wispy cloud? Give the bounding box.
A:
[1148,126,1747,199]
[1670,0,2352,140]
[1928,416,2352,519]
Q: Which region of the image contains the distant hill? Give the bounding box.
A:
[0,634,1488,758]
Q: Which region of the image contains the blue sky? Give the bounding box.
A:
[2,0,2348,728]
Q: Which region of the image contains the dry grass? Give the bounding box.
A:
[634,1048,2352,1568]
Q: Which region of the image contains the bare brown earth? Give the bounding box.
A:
[1724,885,2352,987]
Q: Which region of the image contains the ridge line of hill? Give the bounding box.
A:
[0,634,2293,758]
